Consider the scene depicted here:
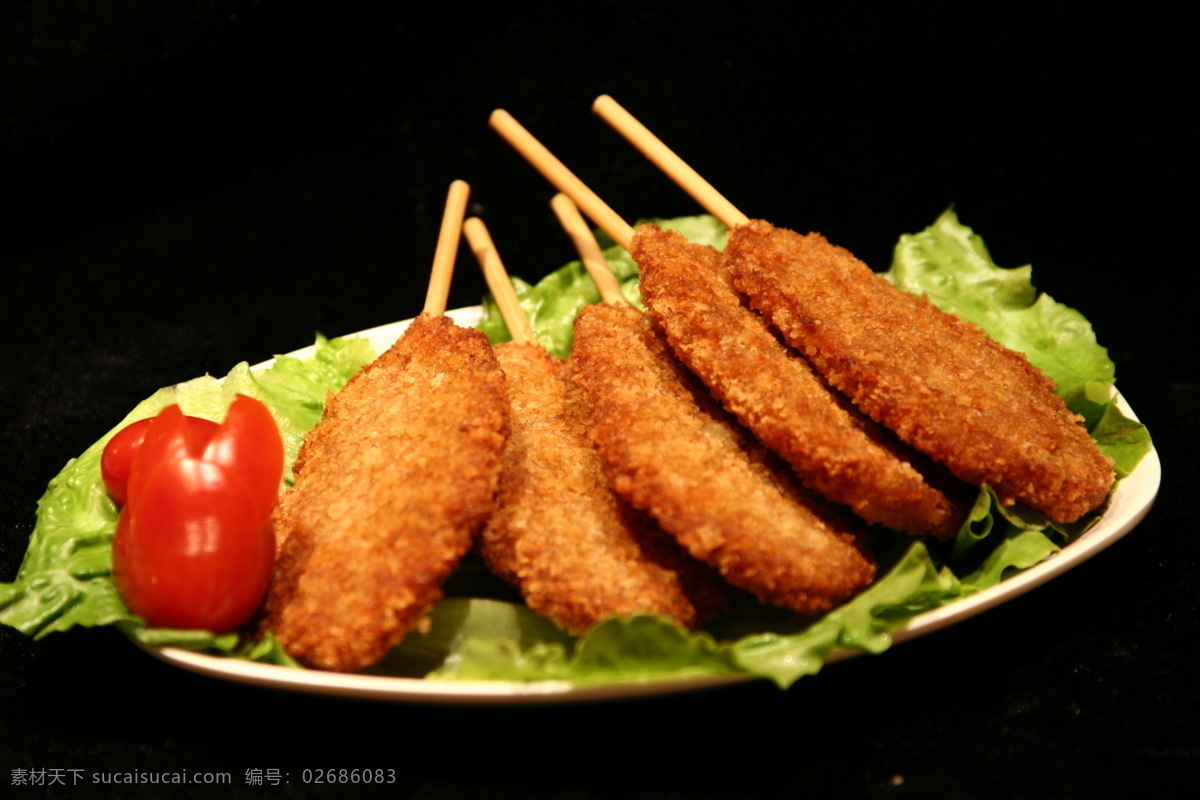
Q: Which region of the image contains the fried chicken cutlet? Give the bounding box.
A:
[261,312,508,672]
[570,302,876,615]
[725,220,1114,523]
[480,342,736,633]
[634,224,969,537]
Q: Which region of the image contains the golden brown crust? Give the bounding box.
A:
[635,224,969,537]
[570,302,876,616]
[261,313,508,672]
[725,219,1114,523]
[480,343,736,633]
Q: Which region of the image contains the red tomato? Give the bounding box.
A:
[102,413,218,506]
[101,418,152,507]
[107,394,284,631]
[112,458,275,632]
[202,395,284,519]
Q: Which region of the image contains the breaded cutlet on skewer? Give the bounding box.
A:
[490,108,966,538]
[260,181,509,672]
[464,214,734,633]
[569,264,875,616]
[487,115,876,612]
[592,95,1114,523]
[633,225,969,538]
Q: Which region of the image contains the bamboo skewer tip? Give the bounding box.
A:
[591,94,618,115]
[424,180,472,317]
[550,193,628,307]
[462,216,537,347]
[487,107,634,252]
[591,97,750,231]
[488,108,518,133]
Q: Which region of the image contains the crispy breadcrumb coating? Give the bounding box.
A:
[725,219,1114,523]
[261,313,508,672]
[635,224,969,537]
[480,343,736,633]
[570,302,876,616]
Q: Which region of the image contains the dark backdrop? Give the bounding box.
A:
[2,2,1193,798]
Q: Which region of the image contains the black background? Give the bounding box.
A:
[2,2,1193,798]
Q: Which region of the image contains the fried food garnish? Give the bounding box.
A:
[635,224,969,537]
[570,302,876,615]
[261,313,508,672]
[481,342,736,633]
[725,219,1114,523]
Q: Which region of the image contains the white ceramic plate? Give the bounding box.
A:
[145,309,1161,704]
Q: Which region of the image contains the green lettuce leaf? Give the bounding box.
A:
[724,542,960,687]
[122,627,300,666]
[426,541,963,689]
[885,208,1151,471]
[250,334,376,478]
[887,208,1114,402]
[1090,394,1155,477]
[430,608,741,685]
[0,336,373,648]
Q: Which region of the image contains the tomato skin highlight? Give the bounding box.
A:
[113,458,275,632]
[102,414,219,507]
[203,395,285,520]
[127,407,209,508]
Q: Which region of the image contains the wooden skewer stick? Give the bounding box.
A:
[462,217,538,346]
[549,193,627,306]
[489,109,635,251]
[424,179,472,316]
[592,95,750,230]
